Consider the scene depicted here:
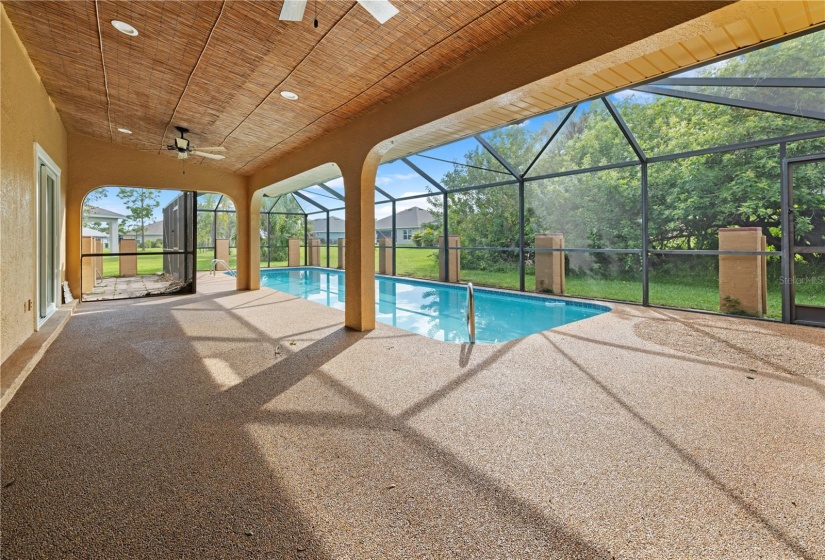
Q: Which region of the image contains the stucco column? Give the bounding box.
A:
[234,189,251,290]
[248,193,261,290]
[109,219,119,252]
[66,187,84,298]
[342,152,380,331]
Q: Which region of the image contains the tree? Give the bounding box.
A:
[82,188,108,231]
[117,188,161,249]
[260,194,308,262]
[419,29,824,280]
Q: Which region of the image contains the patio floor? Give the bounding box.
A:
[82,274,185,301]
[2,273,823,559]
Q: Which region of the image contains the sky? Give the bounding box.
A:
[87,186,182,223]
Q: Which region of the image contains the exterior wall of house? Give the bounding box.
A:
[376,228,418,246]
[1,6,69,364]
[311,231,345,243]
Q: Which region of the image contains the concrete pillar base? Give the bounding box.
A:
[119,239,137,278]
[438,235,460,283]
[288,238,301,267]
[309,238,321,266]
[535,233,565,294]
[337,238,346,270]
[215,238,230,264]
[719,227,767,317]
[378,238,393,275]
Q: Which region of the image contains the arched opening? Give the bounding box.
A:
[196,193,238,272]
[80,187,197,301]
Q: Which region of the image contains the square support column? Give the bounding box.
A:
[108,219,119,253]
[337,238,346,270]
[308,238,321,267]
[439,235,460,282]
[535,233,565,294]
[81,237,94,293]
[288,238,301,267]
[215,238,230,264]
[343,154,378,332]
[719,227,767,317]
[378,238,393,275]
[119,239,137,277]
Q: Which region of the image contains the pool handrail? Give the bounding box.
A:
[211,259,236,277]
[466,282,476,344]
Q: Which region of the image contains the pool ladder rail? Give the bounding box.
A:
[210,259,237,277]
[466,282,476,344]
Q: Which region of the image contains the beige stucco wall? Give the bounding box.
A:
[1,5,69,364]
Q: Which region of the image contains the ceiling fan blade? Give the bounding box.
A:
[194,146,226,152]
[193,151,226,160]
[356,0,398,24]
[279,0,307,21]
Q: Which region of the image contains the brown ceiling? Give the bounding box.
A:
[4,0,576,174]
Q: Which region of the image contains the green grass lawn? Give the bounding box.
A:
[101,247,824,321]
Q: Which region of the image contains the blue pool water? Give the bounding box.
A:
[259,268,609,344]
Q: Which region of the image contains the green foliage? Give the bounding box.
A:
[420,31,824,277]
[117,188,161,250]
[197,193,238,248]
[412,227,438,247]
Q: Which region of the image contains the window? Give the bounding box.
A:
[402,229,413,240]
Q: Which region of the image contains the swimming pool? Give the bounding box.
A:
[260,268,609,344]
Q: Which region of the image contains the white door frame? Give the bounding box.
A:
[34,143,62,330]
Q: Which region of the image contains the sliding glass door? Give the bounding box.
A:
[38,163,59,323]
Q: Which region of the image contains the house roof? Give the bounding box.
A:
[310,216,346,234]
[81,227,108,238]
[375,207,435,230]
[126,220,164,236]
[86,206,126,219]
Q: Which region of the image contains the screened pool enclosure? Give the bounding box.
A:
[221,30,825,325]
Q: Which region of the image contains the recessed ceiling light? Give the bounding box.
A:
[111,20,139,36]
[117,128,132,134]
[280,91,299,100]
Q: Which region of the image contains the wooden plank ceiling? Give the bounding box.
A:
[3,0,576,174]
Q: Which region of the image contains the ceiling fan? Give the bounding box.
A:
[167,126,226,160]
[279,0,398,25]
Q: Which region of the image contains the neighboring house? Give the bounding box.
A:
[84,206,126,252]
[125,219,164,247]
[81,227,109,248]
[375,206,435,246]
[310,216,346,243]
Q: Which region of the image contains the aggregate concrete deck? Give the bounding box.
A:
[2,273,824,559]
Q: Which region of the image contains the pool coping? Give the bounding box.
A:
[257,266,613,313]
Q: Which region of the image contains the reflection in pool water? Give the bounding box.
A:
[259,268,609,344]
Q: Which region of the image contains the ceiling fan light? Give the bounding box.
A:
[280,91,299,100]
[111,20,139,37]
[174,137,189,150]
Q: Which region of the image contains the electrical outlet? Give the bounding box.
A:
[27,299,33,311]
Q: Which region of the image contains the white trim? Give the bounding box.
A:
[34,143,62,330]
